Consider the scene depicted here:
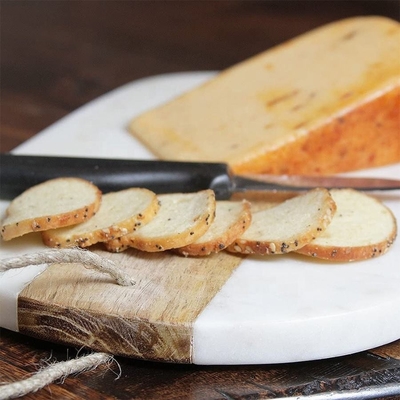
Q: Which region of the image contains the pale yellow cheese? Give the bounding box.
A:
[129,17,400,175]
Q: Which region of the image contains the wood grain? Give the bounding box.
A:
[371,340,400,360]
[18,248,243,363]
[1,329,399,400]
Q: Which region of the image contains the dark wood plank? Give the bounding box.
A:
[1,329,400,399]
[372,340,400,359]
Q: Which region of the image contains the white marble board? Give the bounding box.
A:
[0,72,399,365]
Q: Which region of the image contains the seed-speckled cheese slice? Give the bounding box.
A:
[227,188,336,255]
[176,200,252,256]
[42,188,159,248]
[1,177,101,241]
[105,190,216,252]
[296,189,397,261]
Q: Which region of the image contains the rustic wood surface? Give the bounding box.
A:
[18,248,242,363]
[1,1,400,398]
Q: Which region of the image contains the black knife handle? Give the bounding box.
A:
[0,153,233,200]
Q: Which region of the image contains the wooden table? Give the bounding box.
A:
[1,1,400,398]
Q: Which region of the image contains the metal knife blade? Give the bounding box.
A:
[233,174,400,193]
[0,153,399,200]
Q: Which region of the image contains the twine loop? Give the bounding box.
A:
[0,248,135,286]
[0,247,131,398]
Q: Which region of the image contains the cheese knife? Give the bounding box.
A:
[1,153,399,200]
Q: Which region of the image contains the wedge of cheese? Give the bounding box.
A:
[129,17,400,175]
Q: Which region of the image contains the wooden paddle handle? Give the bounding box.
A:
[0,153,233,200]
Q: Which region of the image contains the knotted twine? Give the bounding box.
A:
[0,248,132,399]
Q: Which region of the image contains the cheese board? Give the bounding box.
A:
[1,72,399,365]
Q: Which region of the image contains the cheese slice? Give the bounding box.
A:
[129,17,400,175]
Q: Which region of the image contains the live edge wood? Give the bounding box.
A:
[18,249,242,363]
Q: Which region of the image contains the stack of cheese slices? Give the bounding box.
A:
[1,178,397,262]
